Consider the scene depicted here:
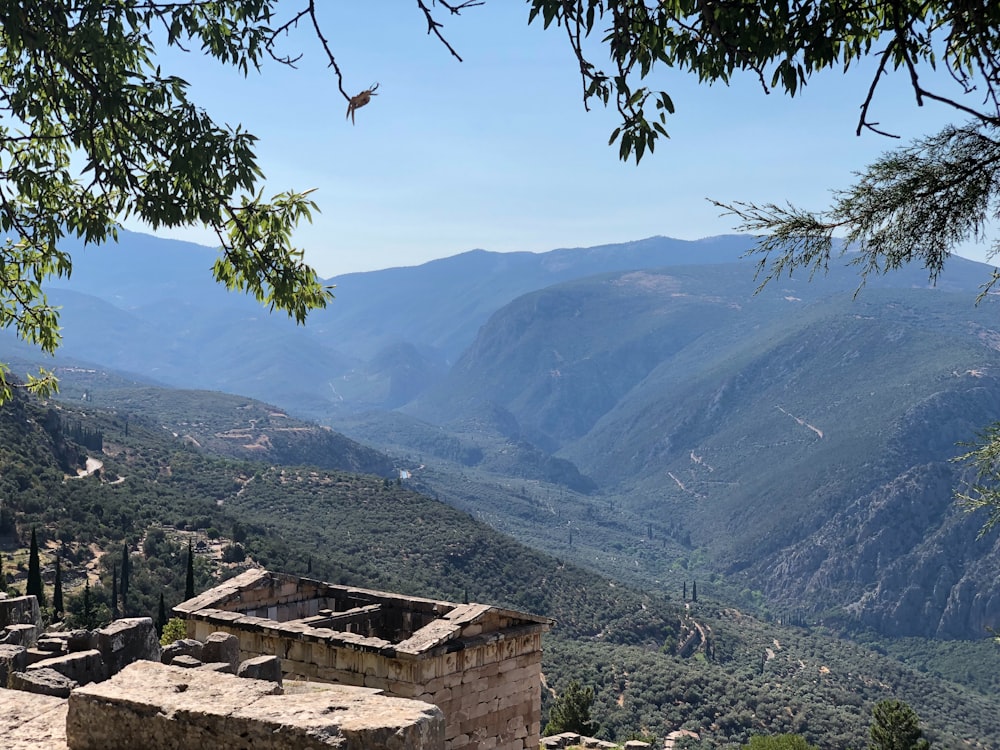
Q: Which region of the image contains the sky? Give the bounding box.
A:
[131,2,987,278]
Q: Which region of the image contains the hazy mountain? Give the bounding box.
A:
[401,262,1000,637]
[7,229,1000,638]
[11,231,772,415]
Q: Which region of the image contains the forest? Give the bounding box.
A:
[2,384,999,748]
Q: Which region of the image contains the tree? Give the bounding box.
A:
[53,554,64,615]
[81,579,94,629]
[156,593,168,638]
[743,735,819,750]
[120,547,130,616]
[869,699,931,750]
[111,567,119,619]
[2,1,994,400]
[185,539,196,601]
[0,552,6,593]
[26,527,45,605]
[0,1,356,400]
[544,679,599,737]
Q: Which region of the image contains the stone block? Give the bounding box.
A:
[66,661,445,750]
[160,638,203,665]
[10,667,78,698]
[202,631,240,670]
[2,623,39,647]
[95,618,160,675]
[26,648,55,665]
[0,685,69,749]
[238,654,282,685]
[0,595,41,630]
[198,661,236,674]
[623,742,651,749]
[67,630,98,653]
[0,644,28,687]
[170,654,202,668]
[28,649,106,686]
[35,636,67,653]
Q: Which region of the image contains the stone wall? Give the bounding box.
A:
[66,661,445,750]
[178,571,551,750]
[190,615,543,750]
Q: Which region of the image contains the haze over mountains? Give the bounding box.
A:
[4,229,1000,640]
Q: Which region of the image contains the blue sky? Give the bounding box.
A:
[135,3,983,277]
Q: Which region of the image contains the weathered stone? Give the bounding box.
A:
[28,650,106,686]
[161,638,203,664]
[238,654,282,685]
[201,631,240,670]
[95,618,160,675]
[9,667,78,698]
[0,594,42,630]
[26,647,57,665]
[0,686,69,749]
[2,622,40,647]
[35,636,67,653]
[170,654,202,668]
[66,661,444,750]
[623,741,651,749]
[67,631,97,653]
[1,644,28,684]
[197,661,235,674]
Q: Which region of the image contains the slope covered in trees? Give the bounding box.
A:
[2,385,1000,747]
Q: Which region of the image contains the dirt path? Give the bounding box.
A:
[776,405,824,438]
[67,457,103,480]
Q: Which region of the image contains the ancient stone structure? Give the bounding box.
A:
[175,569,553,750]
[66,661,444,750]
[0,594,42,647]
[0,687,68,749]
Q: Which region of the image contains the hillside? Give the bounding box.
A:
[0,394,1000,748]
[381,266,1000,639]
[3,386,1000,747]
[0,232,820,417]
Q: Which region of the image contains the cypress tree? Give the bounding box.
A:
[156,593,167,637]
[53,555,64,615]
[111,568,119,619]
[27,527,45,605]
[683,582,687,601]
[82,580,93,629]
[185,539,195,600]
[692,580,698,602]
[120,548,130,616]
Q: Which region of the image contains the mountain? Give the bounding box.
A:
[4,231,775,416]
[4,384,1000,748]
[7,229,1000,639]
[398,261,1000,638]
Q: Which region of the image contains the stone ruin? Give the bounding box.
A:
[2,595,444,749]
[1,571,553,750]
[175,568,554,750]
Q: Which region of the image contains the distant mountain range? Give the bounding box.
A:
[4,229,1000,638]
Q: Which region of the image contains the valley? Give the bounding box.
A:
[2,230,1000,746]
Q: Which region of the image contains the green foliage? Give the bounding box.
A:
[544,679,599,737]
[527,1,1000,163]
[26,526,44,605]
[0,1,333,399]
[869,700,931,750]
[53,555,63,615]
[184,539,195,601]
[160,617,188,646]
[743,735,819,750]
[3,384,1000,747]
